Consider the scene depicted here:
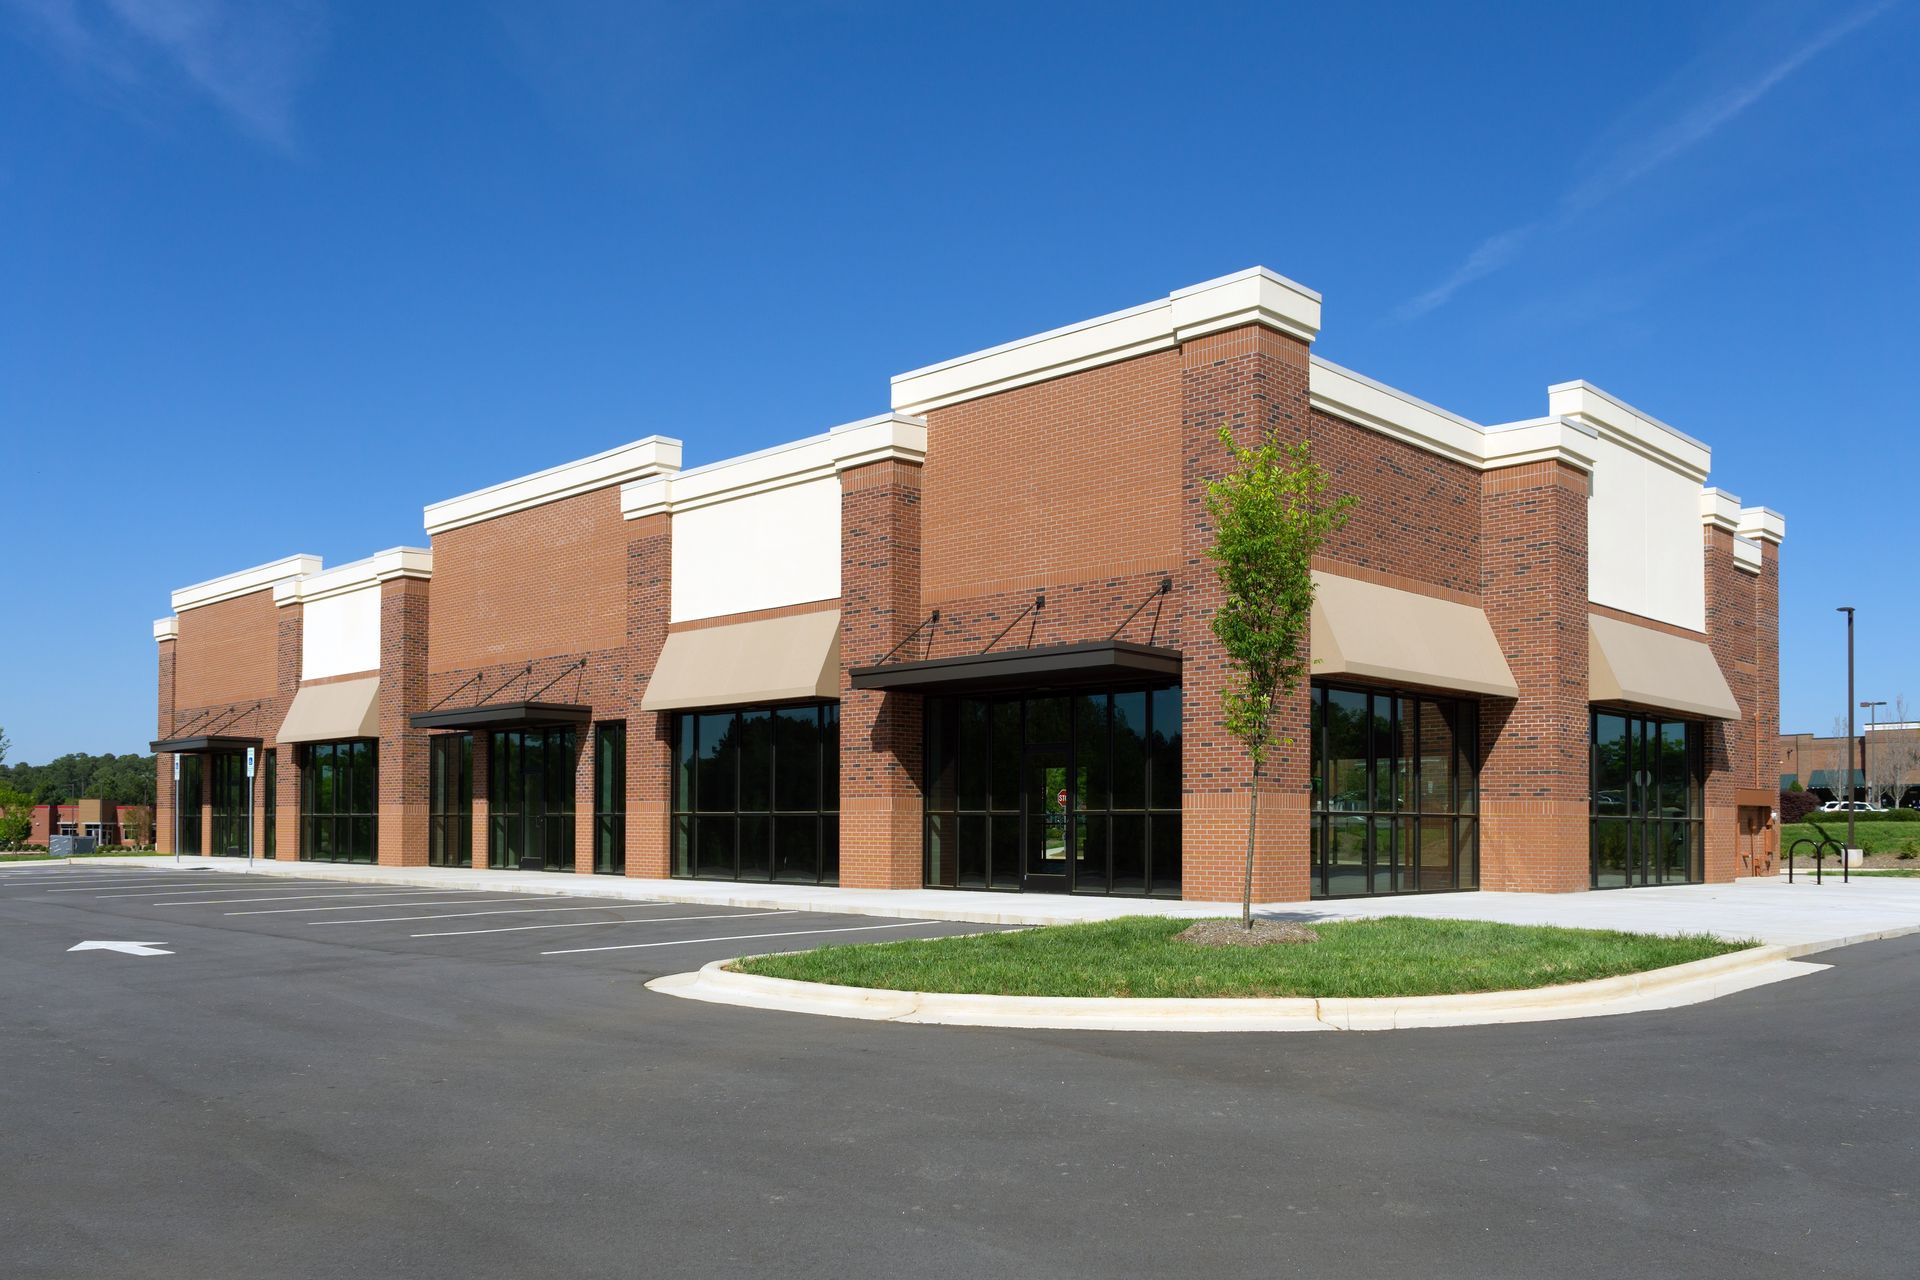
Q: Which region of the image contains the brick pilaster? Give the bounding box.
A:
[1478,460,1591,891]
[838,459,924,888]
[626,514,673,878]
[377,576,432,866]
[155,638,176,855]
[1177,323,1316,903]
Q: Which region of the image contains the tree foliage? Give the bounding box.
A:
[1204,423,1354,925]
[0,752,157,807]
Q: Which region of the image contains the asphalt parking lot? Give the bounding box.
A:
[2,863,1915,1279]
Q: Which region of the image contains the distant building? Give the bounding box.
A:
[1779,725,1920,806]
[27,800,155,846]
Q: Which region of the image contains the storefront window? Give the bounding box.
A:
[489,728,576,872]
[429,734,473,868]
[671,704,838,884]
[593,722,626,875]
[1590,711,1702,888]
[210,751,249,856]
[176,755,203,855]
[923,686,1182,897]
[301,740,378,864]
[1309,684,1478,898]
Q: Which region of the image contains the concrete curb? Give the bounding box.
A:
[644,937,1905,1032]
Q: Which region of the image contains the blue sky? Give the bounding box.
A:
[2,0,1914,762]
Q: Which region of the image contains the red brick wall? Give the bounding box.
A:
[378,577,432,867]
[626,514,673,877]
[1177,324,1316,903]
[161,588,295,859]
[921,350,1182,604]
[175,592,280,709]
[1309,408,1483,599]
[155,638,176,855]
[838,459,924,888]
[429,488,628,670]
[1477,460,1592,892]
[1703,527,1779,879]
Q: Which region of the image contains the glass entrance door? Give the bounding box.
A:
[489,728,577,872]
[1022,747,1079,892]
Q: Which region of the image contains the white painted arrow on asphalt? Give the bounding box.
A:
[68,941,173,957]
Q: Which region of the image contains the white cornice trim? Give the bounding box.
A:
[1699,486,1743,532]
[273,547,433,607]
[1738,505,1786,545]
[1732,535,1764,575]
[889,267,1321,415]
[1547,381,1711,482]
[621,415,926,520]
[171,554,323,613]
[153,617,179,643]
[425,437,683,535]
[1309,357,1598,474]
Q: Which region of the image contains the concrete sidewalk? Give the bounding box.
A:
[31,855,1920,948]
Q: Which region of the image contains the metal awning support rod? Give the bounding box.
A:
[1109,575,1173,642]
[528,657,588,701]
[473,664,534,707]
[875,611,941,665]
[203,701,261,735]
[427,670,485,712]
[166,707,214,738]
[983,595,1044,655]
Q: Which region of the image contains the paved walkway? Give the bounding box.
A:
[37,855,1920,948]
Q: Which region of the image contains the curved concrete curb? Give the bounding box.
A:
[646,944,1840,1032]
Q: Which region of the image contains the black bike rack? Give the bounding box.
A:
[1786,835,1849,884]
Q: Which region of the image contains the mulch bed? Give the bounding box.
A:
[1176,919,1321,948]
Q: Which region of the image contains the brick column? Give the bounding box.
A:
[1478,460,1591,892]
[627,514,673,878]
[838,459,924,888]
[1702,523,1778,880]
[155,635,176,855]
[377,576,432,866]
[1177,323,1315,903]
[574,720,596,874]
[262,600,302,860]
[471,731,491,870]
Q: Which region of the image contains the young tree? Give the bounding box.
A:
[0,724,9,767]
[0,783,31,848]
[1205,424,1354,928]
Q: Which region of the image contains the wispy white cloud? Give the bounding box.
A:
[3,0,328,146]
[1396,0,1892,321]
[1392,224,1534,321]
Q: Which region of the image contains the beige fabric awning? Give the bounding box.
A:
[279,677,381,744]
[1589,613,1740,720]
[641,610,840,712]
[1309,571,1519,698]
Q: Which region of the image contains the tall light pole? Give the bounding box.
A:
[1862,699,1887,806]
[1839,607,1856,854]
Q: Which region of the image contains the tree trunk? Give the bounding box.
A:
[1242,756,1261,929]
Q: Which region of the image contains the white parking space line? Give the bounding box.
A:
[83,888,438,902]
[228,897,537,916]
[156,890,491,907]
[412,910,795,938]
[543,920,935,956]
[310,901,675,925]
[32,878,236,892]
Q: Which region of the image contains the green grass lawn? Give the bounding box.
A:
[1849,868,1920,878]
[1783,821,1920,857]
[733,916,1754,999]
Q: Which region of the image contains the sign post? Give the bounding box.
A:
[245,747,256,873]
[172,754,181,866]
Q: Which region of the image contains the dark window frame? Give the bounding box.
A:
[593,722,626,875]
[262,749,277,859]
[299,739,379,864]
[429,733,474,868]
[1589,709,1704,888]
[1308,682,1480,899]
[922,685,1183,898]
[488,727,578,872]
[670,703,839,885]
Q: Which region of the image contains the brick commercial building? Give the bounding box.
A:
[1780,725,1920,807]
[152,267,1785,899]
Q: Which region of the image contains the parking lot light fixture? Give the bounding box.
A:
[1839,607,1856,853]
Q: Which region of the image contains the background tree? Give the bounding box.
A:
[1205,423,1354,928]
[1866,694,1916,808]
[1818,716,1856,802]
[0,782,32,848]
[0,724,9,766]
